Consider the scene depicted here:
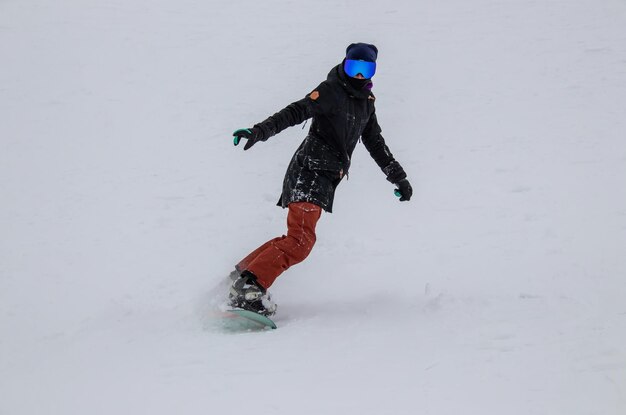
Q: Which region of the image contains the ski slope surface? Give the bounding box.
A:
[1,0,626,414]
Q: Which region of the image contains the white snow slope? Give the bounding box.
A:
[1,0,626,414]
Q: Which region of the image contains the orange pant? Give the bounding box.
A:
[237,202,322,289]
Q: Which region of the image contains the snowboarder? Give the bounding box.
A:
[228,43,412,316]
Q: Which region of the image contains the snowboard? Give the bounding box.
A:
[223,308,277,330]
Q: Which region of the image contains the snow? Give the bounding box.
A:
[1,0,626,414]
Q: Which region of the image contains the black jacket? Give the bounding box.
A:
[254,63,407,212]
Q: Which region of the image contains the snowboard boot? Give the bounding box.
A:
[228,271,277,316]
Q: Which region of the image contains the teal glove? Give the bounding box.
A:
[233,127,264,150]
[394,179,413,201]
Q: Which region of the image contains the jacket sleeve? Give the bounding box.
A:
[254,81,336,140]
[361,111,408,184]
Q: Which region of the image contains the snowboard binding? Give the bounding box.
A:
[228,271,277,317]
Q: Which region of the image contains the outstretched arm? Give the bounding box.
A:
[361,112,413,201]
[233,82,336,150]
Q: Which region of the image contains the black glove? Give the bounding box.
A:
[394,179,413,202]
[233,127,264,151]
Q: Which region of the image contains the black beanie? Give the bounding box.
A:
[346,43,378,62]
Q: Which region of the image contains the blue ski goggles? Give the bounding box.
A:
[344,59,376,79]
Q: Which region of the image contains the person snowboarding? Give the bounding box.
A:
[228,43,412,316]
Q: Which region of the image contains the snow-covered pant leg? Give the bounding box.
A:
[239,202,322,289]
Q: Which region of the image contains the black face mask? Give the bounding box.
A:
[347,76,372,91]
